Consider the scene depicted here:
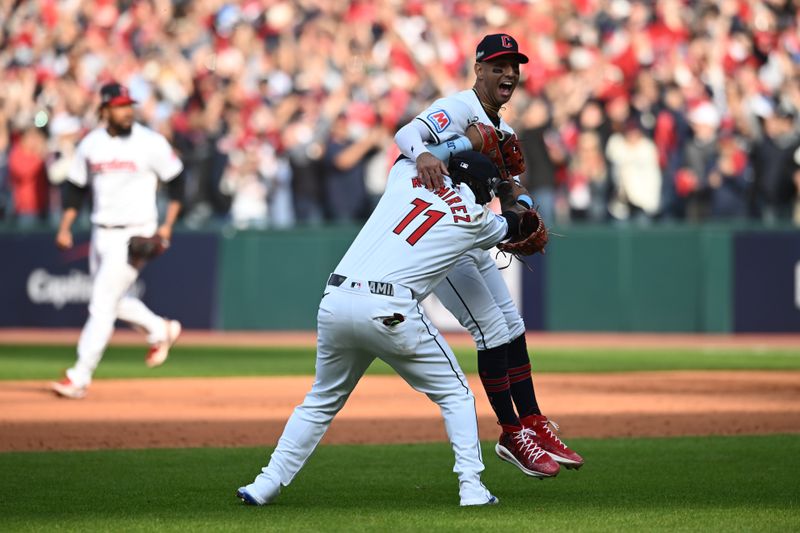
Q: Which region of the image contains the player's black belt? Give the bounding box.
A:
[95,224,130,229]
[327,273,396,297]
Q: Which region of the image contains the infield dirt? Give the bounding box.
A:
[1,330,798,452]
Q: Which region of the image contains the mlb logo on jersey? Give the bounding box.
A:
[426,110,451,133]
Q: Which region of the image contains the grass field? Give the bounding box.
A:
[2,343,798,531]
[1,435,798,532]
[1,344,800,380]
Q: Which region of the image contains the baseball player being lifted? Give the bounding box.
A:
[393,34,584,476]
[238,150,535,507]
[50,82,184,399]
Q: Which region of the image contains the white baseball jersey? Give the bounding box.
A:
[68,123,183,226]
[64,122,183,389]
[241,154,506,508]
[415,89,515,147]
[333,159,509,300]
[395,89,527,349]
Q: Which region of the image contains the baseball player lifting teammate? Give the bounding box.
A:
[237,149,543,507]
[50,82,184,399]
[394,34,584,476]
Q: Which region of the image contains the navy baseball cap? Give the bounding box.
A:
[448,151,502,205]
[99,82,137,107]
[476,34,529,64]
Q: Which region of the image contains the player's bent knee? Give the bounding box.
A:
[507,327,525,342]
[426,388,475,407]
[299,391,349,420]
[87,304,119,320]
[477,313,513,347]
[507,318,525,341]
[479,328,511,350]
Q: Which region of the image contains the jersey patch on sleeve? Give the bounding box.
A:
[426,110,452,133]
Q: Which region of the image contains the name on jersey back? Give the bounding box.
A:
[411,178,471,223]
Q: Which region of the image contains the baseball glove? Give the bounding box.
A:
[468,122,526,180]
[128,235,169,267]
[498,207,548,256]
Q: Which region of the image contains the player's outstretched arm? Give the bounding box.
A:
[395,121,449,190]
[496,180,548,255]
[497,180,531,217]
[56,181,88,250]
[157,201,180,244]
[415,152,449,191]
[425,136,475,162]
[55,208,77,250]
[157,170,185,244]
[430,124,526,182]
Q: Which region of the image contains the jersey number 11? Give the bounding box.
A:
[393,199,445,246]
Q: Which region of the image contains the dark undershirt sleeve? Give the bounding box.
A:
[62,181,88,210]
[165,170,185,201]
[501,211,520,240]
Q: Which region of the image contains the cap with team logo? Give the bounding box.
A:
[99,82,137,107]
[475,34,529,64]
[448,151,502,205]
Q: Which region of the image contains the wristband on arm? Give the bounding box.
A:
[426,135,473,163]
[516,194,533,209]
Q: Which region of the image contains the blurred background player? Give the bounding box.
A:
[50,82,184,399]
[394,34,584,477]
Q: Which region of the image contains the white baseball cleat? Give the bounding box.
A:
[145,319,182,368]
[460,494,500,506]
[237,476,281,506]
[50,377,87,399]
[459,479,499,506]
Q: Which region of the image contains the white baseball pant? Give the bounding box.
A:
[433,249,526,350]
[66,223,169,387]
[249,278,492,505]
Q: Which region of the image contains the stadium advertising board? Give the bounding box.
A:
[0,232,218,328]
[734,231,800,332]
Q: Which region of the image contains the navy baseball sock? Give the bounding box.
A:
[507,334,542,417]
[477,344,519,427]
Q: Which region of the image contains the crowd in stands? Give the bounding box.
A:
[1,0,799,230]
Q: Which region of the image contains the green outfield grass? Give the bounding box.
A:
[0,435,798,532]
[0,344,799,380]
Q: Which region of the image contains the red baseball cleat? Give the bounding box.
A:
[521,414,584,469]
[495,424,560,478]
[146,319,182,368]
[50,376,87,399]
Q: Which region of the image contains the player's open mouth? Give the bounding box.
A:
[499,82,514,97]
